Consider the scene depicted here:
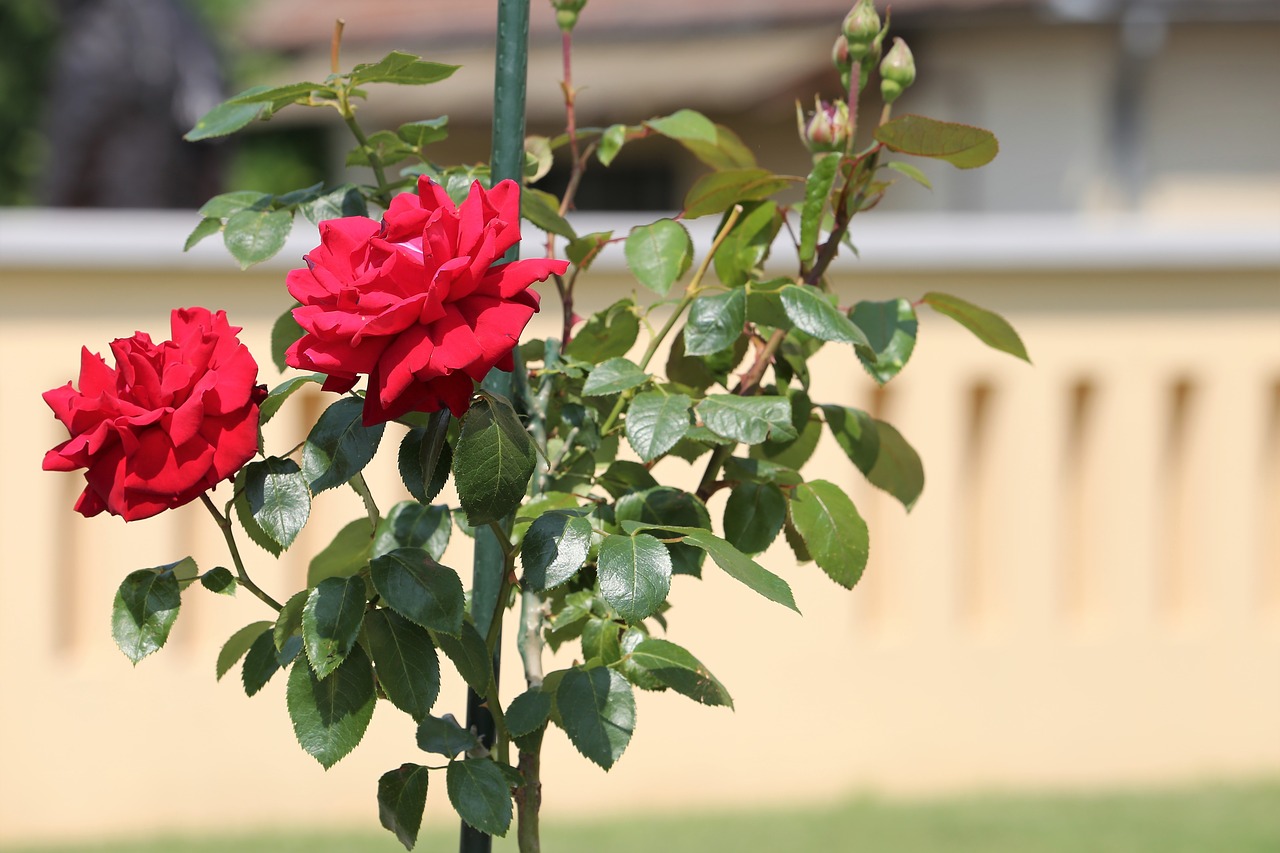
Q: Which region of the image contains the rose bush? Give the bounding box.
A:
[285,177,568,425]
[43,307,265,521]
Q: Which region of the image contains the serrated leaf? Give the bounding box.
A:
[374,501,451,563]
[751,415,822,470]
[506,689,552,738]
[789,481,869,589]
[447,759,512,837]
[564,299,639,364]
[697,395,796,445]
[417,714,481,757]
[580,616,623,665]
[683,169,794,219]
[453,393,536,526]
[684,289,746,357]
[346,129,415,168]
[628,638,732,707]
[199,566,236,596]
[624,219,692,296]
[431,622,492,694]
[613,487,710,577]
[303,576,366,680]
[370,548,465,635]
[397,116,449,147]
[922,291,1030,362]
[223,208,292,269]
[851,299,918,384]
[308,519,374,586]
[259,374,322,426]
[302,396,386,494]
[780,285,869,348]
[184,90,268,141]
[886,160,932,189]
[820,404,880,473]
[350,51,460,86]
[270,305,305,373]
[365,609,441,721]
[286,646,376,769]
[111,568,181,664]
[624,391,692,462]
[645,108,717,144]
[713,200,778,288]
[300,184,368,226]
[242,457,310,551]
[723,455,803,486]
[635,525,798,612]
[378,764,429,850]
[243,628,301,697]
[723,481,786,555]
[274,590,308,653]
[521,511,593,591]
[596,533,672,623]
[679,123,757,171]
[800,153,840,263]
[867,419,926,510]
[521,187,575,240]
[597,123,629,167]
[216,621,272,681]
[556,667,635,770]
[597,460,660,500]
[397,413,452,504]
[565,230,613,270]
[184,217,222,251]
[582,358,648,397]
[227,81,329,104]
[874,114,999,169]
[199,190,271,220]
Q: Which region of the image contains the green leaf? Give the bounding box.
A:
[233,468,282,558]
[628,638,732,708]
[300,184,368,226]
[596,533,672,623]
[183,217,222,251]
[678,123,757,171]
[199,566,236,596]
[597,460,659,500]
[431,622,492,694]
[597,123,629,167]
[111,568,181,664]
[243,628,301,697]
[242,457,310,551]
[453,393,536,526]
[921,291,1030,362]
[447,759,512,837]
[564,299,639,364]
[199,190,271,219]
[799,153,840,263]
[378,764,430,851]
[259,374,322,426]
[227,81,330,104]
[820,405,880,473]
[223,208,292,269]
[216,621,272,681]
[624,219,692,296]
[521,511,593,591]
[581,616,623,665]
[274,590,308,653]
[397,116,450,147]
[751,415,822,470]
[270,305,305,373]
[638,526,799,612]
[886,160,932,189]
[624,391,692,462]
[683,169,793,219]
[273,181,324,208]
[713,200,779,288]
[780,285,869,348]
[397,414,452,504]
[556,667,636,770]
[364,609,441,722]
[371,548,465,635]
[308,519,374,586]
[866,419,926,510]
[723,482,786,555]
[684,289,746,357]
[644,108,717,144]
[302,576,366,680]
[184,89,268,141]
[286,646,377,769]
[565,230,614,270]
[350,51,460,86]
[723,455,803,486]
[874,114,999,169]
[851,299,918,384]
[346,129,415,168]
[505,689,552,738]
[697,395,796,445]
[613,487,710,577]
[374,501,451,563]
[521,187,576,240]
[302,396,386,494]
[789,480,869,589]
[582,358,648,397]
[417,714,481,758]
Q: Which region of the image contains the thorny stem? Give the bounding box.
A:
[200,494,282,611]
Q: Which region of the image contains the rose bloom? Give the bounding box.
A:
[285,178,568,425]
[43,307,266,521]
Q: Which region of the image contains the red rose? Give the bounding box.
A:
[43,308,266,521]
[285,178,568,425]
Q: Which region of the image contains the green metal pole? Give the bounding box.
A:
[461,0,530,851]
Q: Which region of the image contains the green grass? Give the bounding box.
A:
[8,779,1279,853]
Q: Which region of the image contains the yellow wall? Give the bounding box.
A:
[1,210,1278,843]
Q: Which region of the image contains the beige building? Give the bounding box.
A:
[1,0,1279,845]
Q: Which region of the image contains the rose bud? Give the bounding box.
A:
[551,0,587,31]
[880,37,917,104]
[841,0,881,60]
[798,97,852,153]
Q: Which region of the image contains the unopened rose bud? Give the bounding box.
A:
[798,97,852,153]
[551,0,587,31]
[841,0,881,60]
[832,35,852,73]
[879,37,916,104]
